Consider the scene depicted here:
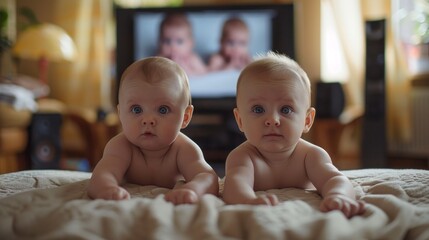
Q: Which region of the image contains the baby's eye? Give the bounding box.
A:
[176,39,184,45]
[238,41,246,47]
[226,40,235,47]
[281,106,292,114]
[162,38,171,45]
[158,105,170,114]
[131,105,142,114]
[251,105,264,114]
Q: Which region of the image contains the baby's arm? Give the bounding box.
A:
[305,146,365,217]
[223,149,278,206]
[318,177,365,218]
[164,137,219,204]
[228,53,252,70]
[207,54,226,71]
[165,170,218,204]
[87,134,131,200]
[189,53,207,75]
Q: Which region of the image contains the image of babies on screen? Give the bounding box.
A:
[157,13,207,76]
[208,17,252,72]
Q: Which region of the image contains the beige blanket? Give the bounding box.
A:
[0,169,428,240]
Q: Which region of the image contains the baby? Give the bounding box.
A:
[223,52,365,218]
[87,57,219,204]
[208,17,252,71]
[158,13,207,76]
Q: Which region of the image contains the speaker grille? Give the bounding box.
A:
[28,113,62,169]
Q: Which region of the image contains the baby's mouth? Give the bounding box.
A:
[143,131,155,136]
[263,133,282,138]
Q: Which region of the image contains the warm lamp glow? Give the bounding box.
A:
[13,23,77,61]
[12,23,77,85]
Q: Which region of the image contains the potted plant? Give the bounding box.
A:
[399,0,429,74]
[0,8,15,80]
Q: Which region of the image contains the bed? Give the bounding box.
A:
[0,168,428,239]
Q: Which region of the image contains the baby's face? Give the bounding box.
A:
[234,74,311,153]
[221,29,249,59]
[118,73,190,151]
[159,26,194,61]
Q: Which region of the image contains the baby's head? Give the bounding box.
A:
[220,17,249,58]
[236,51,311,109]
[118,57,193,150]
[118,56,191,106]
[158,13,194,60]
[234,52,314,151]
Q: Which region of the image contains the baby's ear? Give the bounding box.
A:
[233,108,244,132]
[303,107,315,133]
[181,105,194,128]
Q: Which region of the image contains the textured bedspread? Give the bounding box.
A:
[0,169,428,239]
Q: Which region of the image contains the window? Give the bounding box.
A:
[320,0,350,83]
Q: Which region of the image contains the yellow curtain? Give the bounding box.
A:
[327,0,365,124]
[49,0,114,111]
[327,0,412,144]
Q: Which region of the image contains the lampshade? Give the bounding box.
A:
[13,23,77,61]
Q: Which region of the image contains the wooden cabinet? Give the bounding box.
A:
[0,127,29,173]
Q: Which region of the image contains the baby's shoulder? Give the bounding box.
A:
[105,132,131,148]
[102,132,136,159]
[297,138,331,162]
[174,132,203,153]
[226,142,257,161]
[176,132,197,145]
[298,138,326,152]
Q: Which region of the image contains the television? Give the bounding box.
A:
[115,4,295,162]
[116,4,295,98]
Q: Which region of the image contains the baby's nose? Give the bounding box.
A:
[265,115,280,126]
[142,117,156,126]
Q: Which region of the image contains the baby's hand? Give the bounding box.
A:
[164,189,198,205]
[98,186,130,200]
[320,194,365,218]
[246,193,279,206]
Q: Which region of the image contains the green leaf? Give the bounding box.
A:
[0,9,8,34]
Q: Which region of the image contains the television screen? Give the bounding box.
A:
[116,4,295,99]
[134,11,274,62]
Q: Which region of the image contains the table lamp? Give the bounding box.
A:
[12,23,77,85]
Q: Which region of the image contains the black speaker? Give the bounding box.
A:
[316,81,345,119]
[28,113,62,169]
[361,19,387,168]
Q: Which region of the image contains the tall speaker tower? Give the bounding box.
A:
[361,19,387,168]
